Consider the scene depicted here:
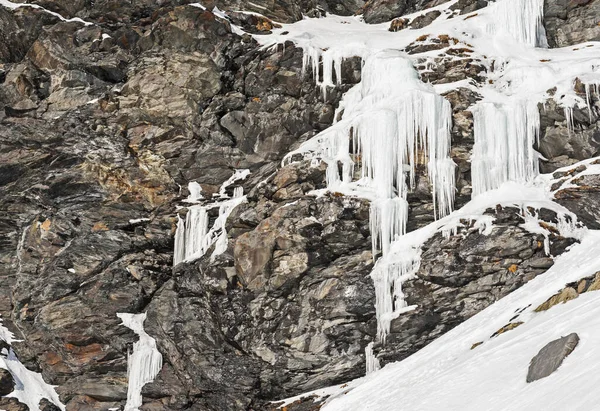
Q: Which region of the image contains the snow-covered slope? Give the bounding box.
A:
[285,226,600,410]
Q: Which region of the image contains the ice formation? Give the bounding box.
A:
[288,50,455,256]
[486,0,546,47]
[365,342,381,374]
[254,0,600,370]
[471,101,540,196]
[173,170,249,266]
[118,313,163,411]
[0,317,65,411]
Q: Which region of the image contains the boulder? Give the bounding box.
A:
[0,368,15,396]
[527,333,579,383]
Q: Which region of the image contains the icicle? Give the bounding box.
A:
[174,170,249,266]
[233,186,244,198]
[471,100,540,196]
[365,342,381,375]
[370,198,408,258]
[118,313,163,411]
[566,105,576,134]
[487,0,546,47]
[371,255,420,341]
[288,50,456,257]
[290,49,455,342]
[173,215,186,266]
[584,82,599,122]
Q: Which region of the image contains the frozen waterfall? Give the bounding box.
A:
[173,170,249,266]
[118,313,163,411]
[289,50,456,257]
[471,101,540,196]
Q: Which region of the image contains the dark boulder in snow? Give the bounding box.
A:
[526,333,579,383]
[0,368,14,396]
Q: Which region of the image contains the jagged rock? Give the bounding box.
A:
[0,368,15,395]
[375,206,576,365]
[554,173,600,228]
[0,397,29,411]
[362,0,442,24]
[119,52,222,121]
[544,0,600,47]
[535,287,579,311]
[526,333,579,383]
[534,271,600,312]
[39,399,61,411]
[448,0,488,14]
[409,9,441,29]
[388,17,408,31]
[491,322,523,338]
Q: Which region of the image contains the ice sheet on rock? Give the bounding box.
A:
[118,313,163,411]
[286,50,456,256]
[365,342,381,374]
[485,0,546,47]
[471,100,540,196]
[173,170,249,266]
[0,317,65,411]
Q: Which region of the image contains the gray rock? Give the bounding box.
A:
[544,0,600,48]
[554,173,600,229]
[527,333,579,383]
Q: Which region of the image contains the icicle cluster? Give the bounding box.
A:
[173,171,248,266]
[371,253,420,341]
[487,0,546,47]
[584,82,600,121]
[292,50,456,256]
[365,342,381,374]
[173,206,209,265]
[471,101,540,196]
[118,313,163,411]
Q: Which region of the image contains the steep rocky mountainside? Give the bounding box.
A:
[0,0,599,410]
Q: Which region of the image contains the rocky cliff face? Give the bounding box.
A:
[0,0,599,410]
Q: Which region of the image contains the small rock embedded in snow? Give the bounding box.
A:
[526,333,579,383]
